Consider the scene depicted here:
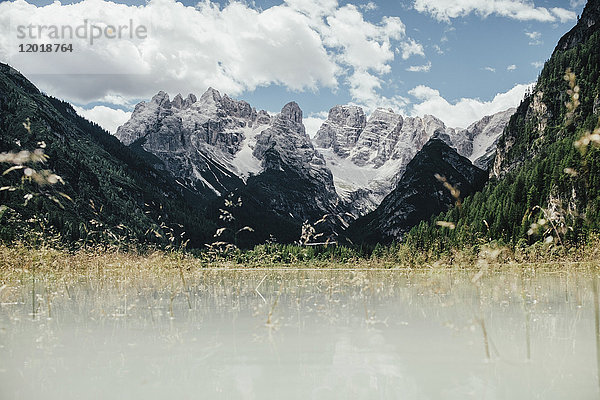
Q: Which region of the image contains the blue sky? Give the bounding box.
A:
[0,0,587,133]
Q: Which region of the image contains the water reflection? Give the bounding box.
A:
[0,267,598,399]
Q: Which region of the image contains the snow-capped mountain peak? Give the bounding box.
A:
[312,105,515,217]
[115,87,270,194]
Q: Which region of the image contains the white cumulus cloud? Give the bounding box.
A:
[406,62,431,72]
[0,0,422,112]
[525,31,542,45]
[346,69,409,113]
[1,0,338,102]
[413,0,576,22]
[360,2,378,11]
[304,115,328,137]
[409,83,531,128]
[551,7,578,23]
[322,5,405,74]
[531,60,545,69]
[399,38,425,60]
[73,105,132,134]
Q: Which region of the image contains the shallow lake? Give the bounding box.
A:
[1,267,599,399]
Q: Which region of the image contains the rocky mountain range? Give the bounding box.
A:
[115,88,514,231]
[313,105,514,216]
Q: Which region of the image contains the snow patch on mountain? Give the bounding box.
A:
[229,124,270,180]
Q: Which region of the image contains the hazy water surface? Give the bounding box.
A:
[0,267,598,399]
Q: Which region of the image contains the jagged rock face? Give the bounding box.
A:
[254,102,326,174]
[345,138,488,244]
[116,91,172,146]
[555,0,599,52]
[453,108,516,170]
[350,108,404,167]
[313,105,513,218]
[492,93,550,179]
[383,114,448,168]
[118,87,259,154]
[115,88,270,195]
[313,105,366,157]
[315,108,448,215]
[171,93,197,109]
[250,102,345,232]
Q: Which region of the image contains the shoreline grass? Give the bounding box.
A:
[1,239,599,280]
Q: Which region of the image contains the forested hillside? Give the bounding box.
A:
[406,0,600,251]
[0,63,216,247]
